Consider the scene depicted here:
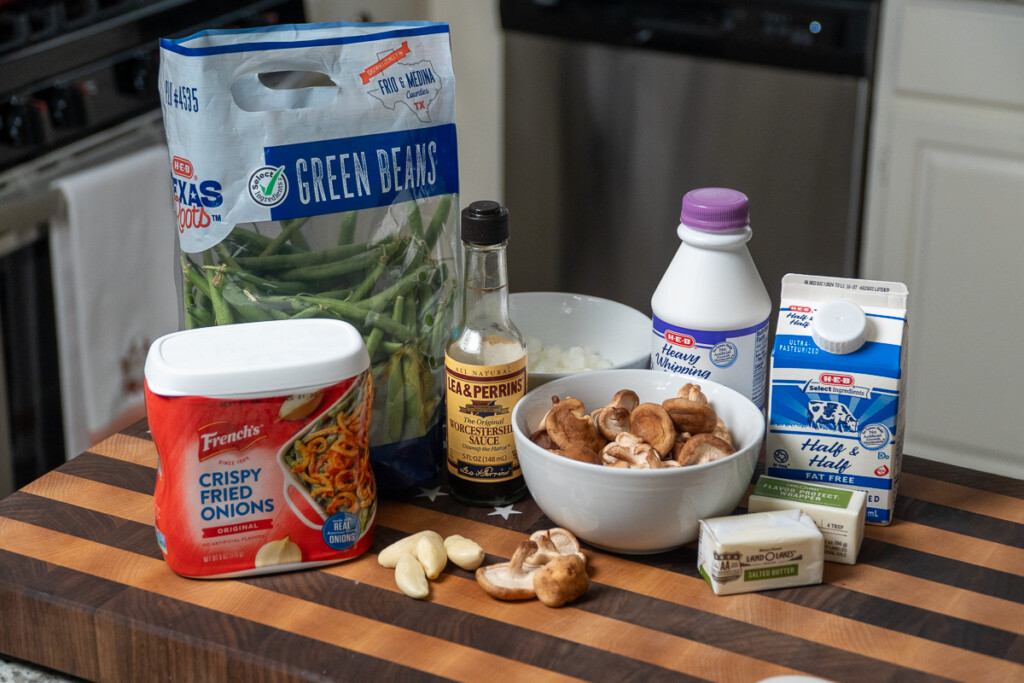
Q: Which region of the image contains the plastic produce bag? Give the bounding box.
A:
[159,21,460,493]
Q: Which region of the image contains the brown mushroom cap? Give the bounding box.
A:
[527,528,586,566]
[674,432,736,467]
[533,554,589,607]
[592,389,640,440]
[677,383,708,404]
[475,540,539,601]
[537,395,561,432]
[552,444,602,466]
[628,402,677,457]
[711,417,732,446]
[530,429,557,450]
[662,397,718,435]
[545,397,605,453]
[600,432,662,468]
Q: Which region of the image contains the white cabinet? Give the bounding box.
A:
[862,0,1024,478]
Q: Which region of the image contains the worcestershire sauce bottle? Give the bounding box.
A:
[444,201,528,506]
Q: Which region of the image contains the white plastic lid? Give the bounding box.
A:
[811,300,867,355]
[144,319,370,398]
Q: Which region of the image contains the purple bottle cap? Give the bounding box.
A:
[680,187,749,231]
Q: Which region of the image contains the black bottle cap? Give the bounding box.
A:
[461,200,509,245]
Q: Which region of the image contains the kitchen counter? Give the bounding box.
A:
[0,420,1021,682]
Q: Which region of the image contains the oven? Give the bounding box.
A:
[0,0,305,496]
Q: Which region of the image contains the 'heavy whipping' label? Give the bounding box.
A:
[444,355,526,484]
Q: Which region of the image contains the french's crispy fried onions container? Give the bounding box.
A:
[144,319,375,578]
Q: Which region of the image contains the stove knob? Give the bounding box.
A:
[115,52,159,100]
[46,85,88,128]
[1,100,47,147]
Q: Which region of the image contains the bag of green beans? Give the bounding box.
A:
[159,21,460,492]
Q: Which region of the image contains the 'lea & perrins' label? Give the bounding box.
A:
[444,355,526,484]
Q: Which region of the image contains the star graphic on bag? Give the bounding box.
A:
[488,505,522,520]
[416,486,448,502]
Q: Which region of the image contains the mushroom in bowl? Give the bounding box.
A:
[511,369,765,554]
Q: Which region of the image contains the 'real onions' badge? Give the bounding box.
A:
[249,165,289,207]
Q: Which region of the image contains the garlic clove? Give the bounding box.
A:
[254,535,302,568]
[378,530,443,568]
[414,533,448,580]
[395,553,430,599]
[444,534,486,571]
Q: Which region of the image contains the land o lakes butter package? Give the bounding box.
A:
[697,509,824,595]
[766,274,909,525]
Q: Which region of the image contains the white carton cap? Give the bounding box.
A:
[811,300,867,355]
[145,319,370,398]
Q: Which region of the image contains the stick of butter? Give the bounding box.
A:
[747,475,866,565]
[697,509,824,596]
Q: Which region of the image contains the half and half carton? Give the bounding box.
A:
[766,274,909,525]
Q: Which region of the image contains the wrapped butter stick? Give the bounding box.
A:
[747,475,866,565]
[697,509,824,596]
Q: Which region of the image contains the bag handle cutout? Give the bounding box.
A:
[230,70,339,113]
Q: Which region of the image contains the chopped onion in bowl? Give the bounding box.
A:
[526,336,613,374]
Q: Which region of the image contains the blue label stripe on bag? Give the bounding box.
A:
[263,124,459,220]
[161,22,450,56]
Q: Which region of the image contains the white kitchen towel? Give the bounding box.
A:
[50,144,179,460]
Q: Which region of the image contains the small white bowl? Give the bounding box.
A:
[510,292,651,390]
[512,368,765,554]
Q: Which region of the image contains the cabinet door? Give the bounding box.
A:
[862,100,1024,478]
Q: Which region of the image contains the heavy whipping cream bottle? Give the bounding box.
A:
[651,188,772,409]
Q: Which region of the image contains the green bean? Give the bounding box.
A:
[187,304,215,328]
[338,211,358,246]
[235,240,375,272]
[226,226,303,255]
[401,347,426,437]
[207,264,234,326]
[403,288,418,328]
[386,349,405,442]
[290,305,323,319]
[214,242,240,270]
[408,200,425,240]
[260,216,311,256]
[220,280,280,322]
[366,294,400,358]
[293,294,417,342]
[274,246,386,281]
[358,264,434,312]
[407,195,453,271]
[224,268,310,295]
[348,235,411,302]
[182,253,212,300]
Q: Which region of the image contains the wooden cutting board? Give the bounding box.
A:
[1,420,1022,682]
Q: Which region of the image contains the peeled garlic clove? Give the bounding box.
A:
[444,534,485,571]
[279,390,324,421]
[414,533,448,580]
[254,535,302,567]
[395,553,430,599]
[378,530,443,568]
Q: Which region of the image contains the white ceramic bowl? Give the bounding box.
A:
[509,292,651,390]
[512,368,765,554]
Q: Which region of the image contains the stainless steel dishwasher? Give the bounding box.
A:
[500,0,879,315]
